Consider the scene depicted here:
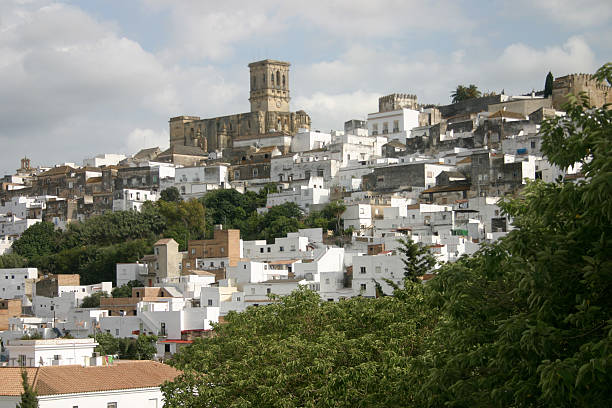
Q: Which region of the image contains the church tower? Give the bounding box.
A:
[248,60,291,112]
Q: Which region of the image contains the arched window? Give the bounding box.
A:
[271,73,274,85]
[276,71,280,86]
[263,74,266,84]
[282,75,286,88]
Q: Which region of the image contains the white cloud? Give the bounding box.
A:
[514,0,612,28]
[293,90,379,131]
[124,128,169,155]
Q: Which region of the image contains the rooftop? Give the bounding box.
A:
[0,361,180,396]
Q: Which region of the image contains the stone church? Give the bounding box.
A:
[169,60,311,152]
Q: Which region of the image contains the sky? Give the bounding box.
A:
[0,0,610,174]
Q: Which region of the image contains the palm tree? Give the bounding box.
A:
[451,84,482,103]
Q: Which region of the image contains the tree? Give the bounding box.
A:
[0,253,27,268]
[12,222,58,260]
[16,370,38,408]
[451,84,481,103]
[418,63,612,407]
[80,291,109,308]
[163,286,436,407]
[93,332,118,355]
[544,71,554,97]
[396,237,437,282]
[160,187,182,202]
[111,280,141,298]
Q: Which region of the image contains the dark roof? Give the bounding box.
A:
[39,165,74,177]
[133,147,161,159]
[158,145,207,157]
[421,184,471,194]
[384,140,407,148]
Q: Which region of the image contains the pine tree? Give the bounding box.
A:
[544,71,554,97]
[17,370,38,408]
[396,237,437,282]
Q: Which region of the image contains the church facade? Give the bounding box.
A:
[169,59,311,152]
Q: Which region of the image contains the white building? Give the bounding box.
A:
[174,165,229,198]
[116,263,149,287]
[290,130,332,152]
[368,108,420,144]
[82,153,126,167]
[5,338,98,367]
[265,185,330,213]
[112,189,159,212]
[0,268,38,300]
[352,253,405,298]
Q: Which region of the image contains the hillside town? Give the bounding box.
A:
[0,58,609,407]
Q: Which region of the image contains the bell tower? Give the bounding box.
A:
[248,59,291,112]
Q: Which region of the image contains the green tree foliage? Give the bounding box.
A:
[304,201,347,235]
[164,64,612,408]
[157,199,206,250]
[160,186,182,202]
[111,280,141,298]
[0,253,27,268]
[93,333,157,360]
[163,286,435,407]
[93,332,118,355]
[17,370,38,408]
[12,221,59,260]
[451,84,482,103]
[396,237,437,282]
[418,63,612,407]
[80,291,109,308]
[544,70,554,97]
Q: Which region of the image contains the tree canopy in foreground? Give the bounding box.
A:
[163,64,612,407]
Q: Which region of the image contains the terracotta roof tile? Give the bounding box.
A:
[0,361,180,396]
[0,367,38,396]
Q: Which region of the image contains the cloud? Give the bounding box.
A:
[513,0,612,28]
[293,90,380,131]
[0,1,245,173]
[124,128,169,155]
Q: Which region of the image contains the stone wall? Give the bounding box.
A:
[552,73,611,109]
[439,94,504,118]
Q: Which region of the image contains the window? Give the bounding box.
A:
[290,245,296,251]
[383,122,389,134]
[325,278,330,284]
[207,299,213,306]
[221,247,225,254]
[253,168,259,177]
[360,283,367,291]
[164,344,171,353]
[260,248,264,253]
[531,141,536,149]
[266,288,271,294]
[19,355,27,366]
[107,403,117,408]
[267,247,271,253]
[234,170,240,179]
[375,266,381,273]
[221,261,225,267]
[372,124,378,135]
[251,288,255,294]
[115,329,119,336]
[279,246,284,252]
[393,120,399,133]
[360,266,366,274]
[317,168,324,177]
[160,322,166,336]
[191,248,196,255]
[243,264,247,269]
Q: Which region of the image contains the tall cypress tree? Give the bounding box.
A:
[544,71,554,97]
[17,370,38,408]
